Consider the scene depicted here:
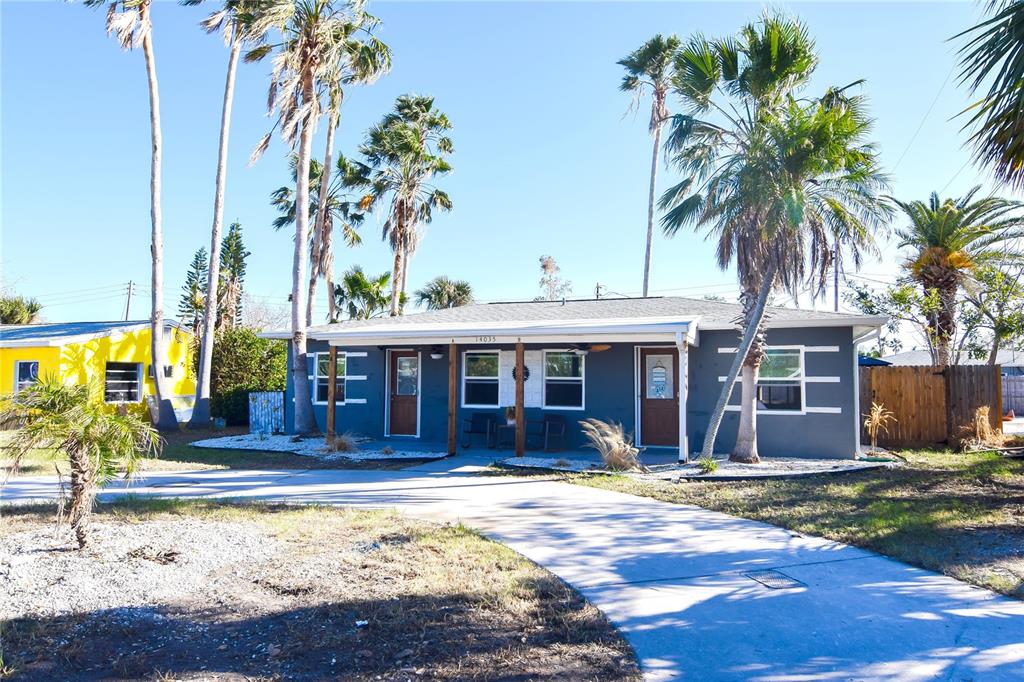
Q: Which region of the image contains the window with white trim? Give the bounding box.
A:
[756,348,803,411]
[314,352,346,403]
[14,361,39,393]
[543,351,584,409]
[463,351,499,407]
[104,362,141,403]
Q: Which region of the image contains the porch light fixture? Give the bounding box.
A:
[429,346,444,360]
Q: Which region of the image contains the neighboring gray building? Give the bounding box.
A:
[265,297,885,460]
[884,349,1024,375]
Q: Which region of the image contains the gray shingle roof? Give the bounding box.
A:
[0,320,179,344]
[302,296,881,335]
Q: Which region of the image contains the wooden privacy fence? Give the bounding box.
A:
[1003,375,1024,415]
[859,365,1002,447]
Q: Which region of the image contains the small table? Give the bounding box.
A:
[494,423,517,450]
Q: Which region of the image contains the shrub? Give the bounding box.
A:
[696,456,718,475]
[208,327,287,425]
[579,418,644,471]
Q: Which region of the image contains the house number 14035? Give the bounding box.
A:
[475,336,496,343]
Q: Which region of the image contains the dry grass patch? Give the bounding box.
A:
[570,449,1024,598]
[1,499,638,681]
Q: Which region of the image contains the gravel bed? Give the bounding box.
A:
[500,455,892,479]
[190,434,447,461]
[0,518,283,621]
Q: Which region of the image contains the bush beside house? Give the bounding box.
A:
[206,328,287,425]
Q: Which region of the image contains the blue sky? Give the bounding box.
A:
[1,1,1013,324]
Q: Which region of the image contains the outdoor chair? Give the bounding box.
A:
[461,412,497,449]
[526,414,568,452]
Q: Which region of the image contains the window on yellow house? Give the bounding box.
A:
[105,362,142,403]
[14,361,39,392]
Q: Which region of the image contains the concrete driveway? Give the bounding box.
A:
[4,461,1024,681]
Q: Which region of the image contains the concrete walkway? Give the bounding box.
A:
[4,460,1024,681]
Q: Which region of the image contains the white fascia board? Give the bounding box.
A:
[699,315,888,331]
[313,316,701,347]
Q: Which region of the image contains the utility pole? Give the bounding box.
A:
[123,280,135,321]
[594,283,604,299]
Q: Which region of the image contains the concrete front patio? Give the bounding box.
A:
[4,459,1023,681]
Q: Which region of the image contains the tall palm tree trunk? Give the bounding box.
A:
[191,35,241,429]
[291,77,318,435]
[306,225,322,326]
[312,113,339,323]
[642,121,662,298]
[935,283,957,367]
[700,263,777,459]
[141,7,176,432]
[732,309,769,463]
[390,242,404,316]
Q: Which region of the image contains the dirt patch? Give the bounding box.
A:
[1,501,639,681]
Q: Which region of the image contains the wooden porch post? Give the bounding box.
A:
[447,342,457,455]
[326,346,337,443]
[677,338,689,463]
[515,341,525,457]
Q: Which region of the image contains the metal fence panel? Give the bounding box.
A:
[249,391,285,435]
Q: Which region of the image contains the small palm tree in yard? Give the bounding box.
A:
[1,378,159,548]
[415,276,473,310]
[893,188,1024,367]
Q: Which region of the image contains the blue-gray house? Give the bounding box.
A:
[265,297,885,460]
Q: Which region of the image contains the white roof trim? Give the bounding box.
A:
[0,321,186,348]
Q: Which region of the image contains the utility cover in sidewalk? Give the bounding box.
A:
[744,569,805,590]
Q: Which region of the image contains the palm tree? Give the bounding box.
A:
[415,276,473,310]
[618,34,680,297]
[271,153,369,322]
[333,266,394,320]
[355,94,454,316]
[83,0,177,429]
[248,0,380,434]
[186,0,289,429]
[1,378,159,548]
[309,22,390,324]
[956,1,1024,188]
[0,295,43,324]
[660,15,890,463]
[892,187,1024,366]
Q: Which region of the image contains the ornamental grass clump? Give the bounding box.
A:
[956,405,1005,452]
[579,418,645,471]
[0,377,160,548]
[862,402,897,454]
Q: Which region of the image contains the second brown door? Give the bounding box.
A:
[639,348,679,446]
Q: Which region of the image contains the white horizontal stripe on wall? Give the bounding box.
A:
[804,346,840,353]
[805,406,841,413]
[344,398,367,404]
[346,352,368,358]
[345,375,367,381]
[717,375,840,383]
[723,405,841,414]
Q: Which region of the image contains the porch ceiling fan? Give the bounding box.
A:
[573,343,611,353]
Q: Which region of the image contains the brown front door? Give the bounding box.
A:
[640,348,679,446]
[389,351,419,436]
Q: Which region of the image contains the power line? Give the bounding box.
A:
[892,65,955,173]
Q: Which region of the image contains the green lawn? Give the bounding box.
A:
[569,449,1024,598]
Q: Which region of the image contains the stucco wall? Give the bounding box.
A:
[286,325,859,459]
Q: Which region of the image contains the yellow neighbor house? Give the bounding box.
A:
[0,320,196,419]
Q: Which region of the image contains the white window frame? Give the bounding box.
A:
[104,362,143,404]
[754,346,805,414]
[13,360,39,393]
[541,350,586,411]
[461,349,501,408]
[312,351,347,405]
